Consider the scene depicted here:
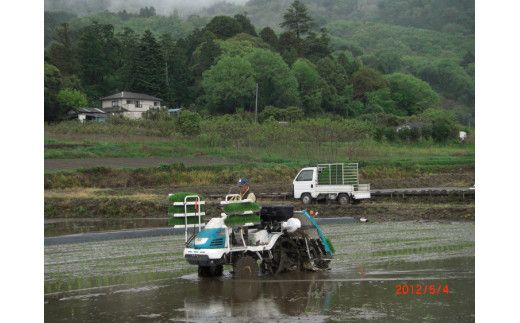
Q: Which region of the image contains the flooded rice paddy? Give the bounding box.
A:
[45,221,474,322]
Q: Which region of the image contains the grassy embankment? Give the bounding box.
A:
[45,119,474,171]
[44,120,474,224]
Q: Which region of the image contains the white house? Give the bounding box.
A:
[101,91,163,119]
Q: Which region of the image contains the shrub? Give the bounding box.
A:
[259,106,283,122]
[374,127,384,141]
[259,106,304,122]
[397,127,411,142]
[176,110,202,136]
[431,122,453,142]
[409,127,421,142]
[420,108,458,142]
[384,127,397,141]
[142,108,172,121]
[285,106,304,121]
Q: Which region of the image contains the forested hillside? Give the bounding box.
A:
[44,0,474,141]
[204,0,474,35]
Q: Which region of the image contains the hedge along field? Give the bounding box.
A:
[45,114,474,165]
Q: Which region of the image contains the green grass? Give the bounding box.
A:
[45,134,473,169]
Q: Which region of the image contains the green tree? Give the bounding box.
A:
[139,6,156,17]
[366,88,398,115]
[259,27,278,49]
[316,57,348,94]
[47,23,77,76]
[375,49,402,74]
[202,56,256,114]
[191,36,222,77]
[337,51,360,76]
[244,48,299,108]
[130,30,167,99]
[278,31,299,65]
[386,73,439,115]
[205,16,242,39]
[234,14,257,36]
[421,59,473,106]
[301,28,331,61]
[44,63,63,121]
[280,0,314,41]
[159,33,176,105]
[168,40,192,107]
[77,22,118,89]
[57,88,88,111]
[315,57,351,114]
[352,67,388,102]
[291,58,323,115]
[115,27,139,91]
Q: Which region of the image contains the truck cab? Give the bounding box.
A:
[293,163,371,205]
[293,167,318,200]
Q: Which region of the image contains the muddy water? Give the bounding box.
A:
[45,221,474,322]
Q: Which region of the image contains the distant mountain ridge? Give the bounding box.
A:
[45,0,474,36]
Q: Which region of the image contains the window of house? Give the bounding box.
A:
[111,100,118,107]
[135,100,141,108]
[154,101,159,106]
[126,100,132,104]
[296,170,314,181]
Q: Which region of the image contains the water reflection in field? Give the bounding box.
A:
[45,221,474,322]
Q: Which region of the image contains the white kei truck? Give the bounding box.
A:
[293,163,371,205]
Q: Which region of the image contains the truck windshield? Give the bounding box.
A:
[296,170,313,181]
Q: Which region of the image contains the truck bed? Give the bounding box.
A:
[314,183,371,200]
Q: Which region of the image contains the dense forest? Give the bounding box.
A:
[44,0,474,141]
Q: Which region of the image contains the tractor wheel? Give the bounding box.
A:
[198,265,223,277]
[301,193,312,205]
[233,255,259,279]
[261,241,286,275]
[337,193,350,205]
[262,237,302,275]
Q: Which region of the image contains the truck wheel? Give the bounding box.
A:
[338,193,350,205]
[301,193,312,205]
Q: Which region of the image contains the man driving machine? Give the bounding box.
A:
[237,177,256,202]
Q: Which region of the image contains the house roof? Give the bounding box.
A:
[100,91,163,101]
[78,107,106,114]
[67,108,106,115]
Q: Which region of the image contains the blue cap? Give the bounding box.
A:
[238,178,249,186]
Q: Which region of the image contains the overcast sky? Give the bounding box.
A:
[45,0,250,16]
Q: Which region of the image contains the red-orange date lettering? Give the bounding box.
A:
[395,284,449,295]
